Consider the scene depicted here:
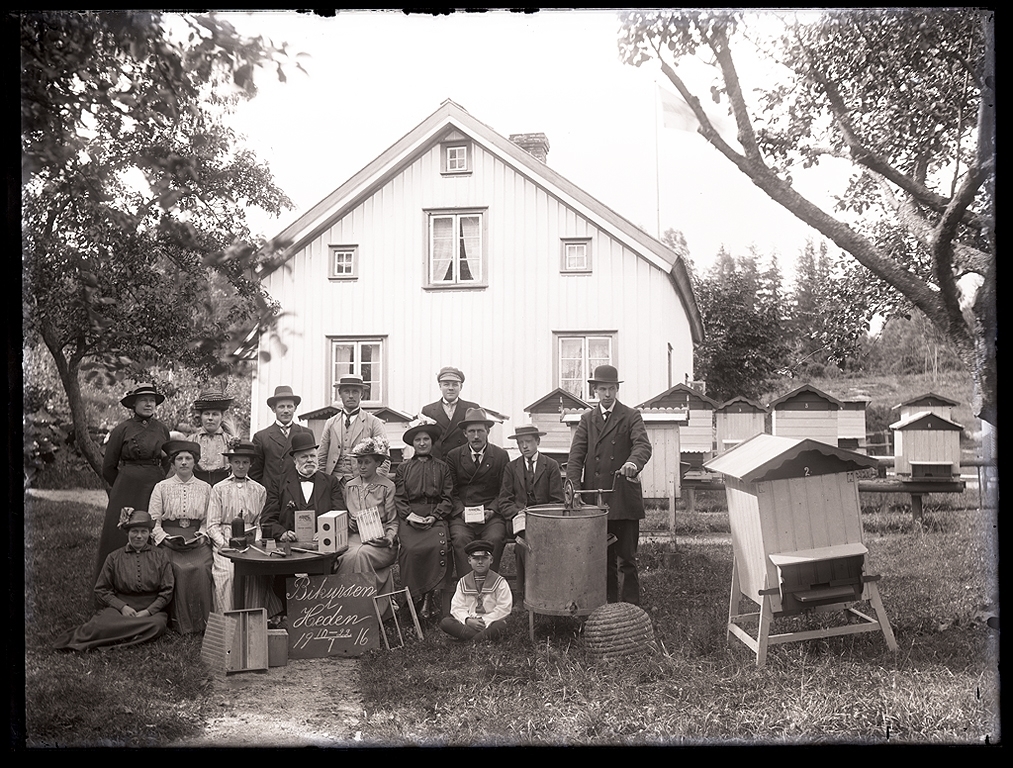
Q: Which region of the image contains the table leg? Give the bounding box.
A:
[233,567,246,611]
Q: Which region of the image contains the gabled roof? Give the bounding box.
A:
[892,392,960,410]
[264,99,703,343]
[889,411,964,431]
[525,387,590,414]
[704,433,878,483]
[767,383,844,409]
[298,405,415,422]
[715,395,767,413]
[637,382,720,410]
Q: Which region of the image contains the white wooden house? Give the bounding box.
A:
[249,100,704,445]
[715,396,767,453]
[769,384,842,447]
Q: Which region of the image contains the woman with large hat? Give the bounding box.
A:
[95,383,171,585]
[336,437,399,618]
[393,419,455,618]
[148,440,214,634]
[55,509,174,651]
[191,388,236,486]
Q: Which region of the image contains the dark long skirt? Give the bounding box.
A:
[162,533,214,635]
[95,464,165,585]
[397,520,452,597]
[54,592,168,651]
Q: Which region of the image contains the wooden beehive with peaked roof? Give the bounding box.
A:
[637,383,717,461]
[892,392,959,422]
[715,396,767,454]
[838,398,870,453]
[524,387,590,464]
[890,411,963,479]
[768,384,842,446]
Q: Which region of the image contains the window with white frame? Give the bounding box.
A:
[561,238,591,273]
[330,338,384,404]
[556,333,615,401]
[328,245,357,279]
[428,210,485,286]
[441,141,472,174]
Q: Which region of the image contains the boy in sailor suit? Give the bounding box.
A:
[439,539,512,642]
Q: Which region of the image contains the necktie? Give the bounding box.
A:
[473,452,482,467]
[602,410,610,423]
[344,409,359,429]
[526,459,535,494]
[280,425,290,439]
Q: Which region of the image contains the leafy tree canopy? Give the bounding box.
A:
[21,11,299,479]
[619,9,995,424]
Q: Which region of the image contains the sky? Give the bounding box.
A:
[217,9,850,282]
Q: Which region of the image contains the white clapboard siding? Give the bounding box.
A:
[252,108,698,440]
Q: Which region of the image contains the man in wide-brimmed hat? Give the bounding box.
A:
[420,366,481,460]
[192,388,236,486]
[566,365,652,605]
[445,407,510,578]
[498,424,565,595]
[251,385,315,494]
[317,374,390,486]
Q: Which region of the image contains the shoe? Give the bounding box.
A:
[420,592,433,619]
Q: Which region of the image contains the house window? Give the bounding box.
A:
[556,333,615,401]
[427,210,485,287]
[328,245,358,280]
[441,142,472,175]
[561,239,591,273]
[330,338,384,404]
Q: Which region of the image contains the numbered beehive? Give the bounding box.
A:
[892,392,959,422]
[890,411,963,480]
[769,384,842,447]
[637,383,718,469]
[715,396,767,453]
[524,387,590,466]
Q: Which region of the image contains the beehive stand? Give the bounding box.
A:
[727,544,898,667]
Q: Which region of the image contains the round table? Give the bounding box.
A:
[221,547,344,609]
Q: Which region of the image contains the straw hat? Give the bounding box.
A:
[193,389,234,412]
[508,424,546,440]
[350,437,390,460]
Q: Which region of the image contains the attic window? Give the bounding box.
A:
[561,238,592,273]
[328,245,358,280]
[441,141,472,175]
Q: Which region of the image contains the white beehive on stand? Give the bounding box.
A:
[892,392,959,423]
[890,411,963,480]
[637,383,718,469]
[705,434,898,667]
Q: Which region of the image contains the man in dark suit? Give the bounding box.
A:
[446,408,510,575]
[566,365,652,605]
[420,366,480,460]
[261,432,346,541]
[498,425,564,595]
[250,385,316,496]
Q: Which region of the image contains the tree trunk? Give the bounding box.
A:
[41,330,107,484]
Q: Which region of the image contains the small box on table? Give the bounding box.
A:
[318,510,347,553]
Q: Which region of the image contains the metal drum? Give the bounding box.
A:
[524,501,607,619]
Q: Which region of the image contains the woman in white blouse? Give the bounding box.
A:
[148,440,214,634]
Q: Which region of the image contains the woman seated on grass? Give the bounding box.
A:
[54,509,174,652]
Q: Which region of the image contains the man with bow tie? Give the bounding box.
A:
[317,374,390,486]
[445,408,509,576]
[420,367,480,460]
[566,365,652,605]
[261,432,346,542]
[250,385,316,496]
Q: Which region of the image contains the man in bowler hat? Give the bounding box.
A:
[251,385,315,495]
[566,365,652,605]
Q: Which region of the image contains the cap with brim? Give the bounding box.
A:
[120,384,165,409]
[437,366,465,383]
[193,389,234,412]
[458,407,495,430]
[163,440,201,465]
[118,508,155,530]
[465,539,494,557]
[588,364,623,385]
[267,385,301,408]
[222,440,258,459]
[509,425,546,440]
[288,431,319,455]
[403,422,443,446]
[350,437,390,460]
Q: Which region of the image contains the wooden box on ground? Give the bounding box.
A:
[268,628,289,667]
[705,434,897,666]
[201,608,269,676]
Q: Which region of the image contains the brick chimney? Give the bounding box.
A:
[509,132,550,163]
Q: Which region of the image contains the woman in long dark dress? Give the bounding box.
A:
[55,509,174,651]
[148,440,214,635]
[95,384,171,584]
[394,422,455,617]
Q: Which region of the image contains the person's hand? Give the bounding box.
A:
[280,530,298,543]
[364,535,392,548]
[135,610,151,618]
[484,508,495,523]
[465,616,486,630]
[619,462,638,478]
[120,606,138,618]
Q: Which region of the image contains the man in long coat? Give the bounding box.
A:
[420,366,480,460]
[250,385,316,496]
[566,365,652,605]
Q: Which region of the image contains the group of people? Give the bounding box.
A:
[56,362,652,650]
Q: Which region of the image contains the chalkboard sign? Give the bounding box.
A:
[285,573,380,658]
